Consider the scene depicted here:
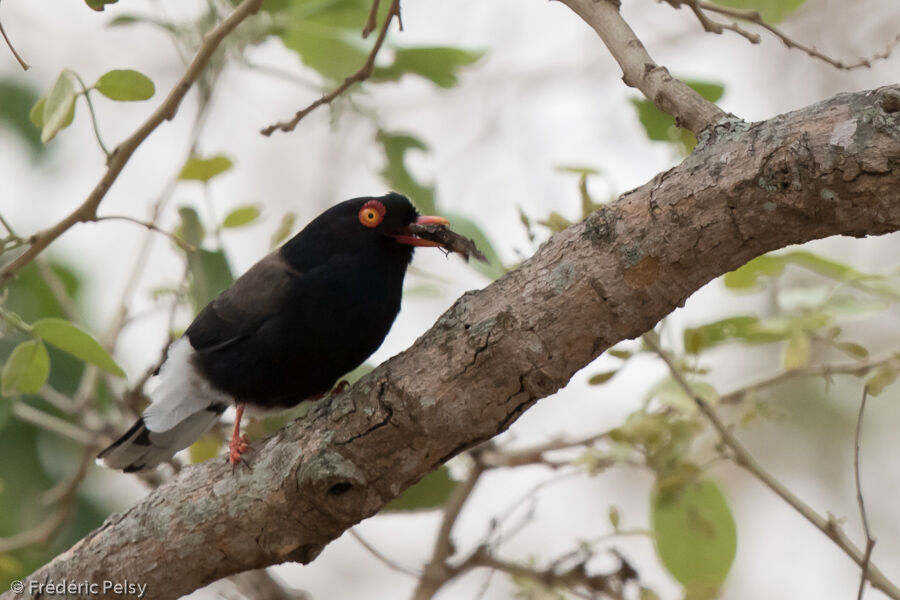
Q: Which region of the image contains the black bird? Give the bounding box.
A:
[99,193,449,472]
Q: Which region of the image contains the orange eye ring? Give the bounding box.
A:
[358,199,386,228]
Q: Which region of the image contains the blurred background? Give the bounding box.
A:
[1,0,899,598]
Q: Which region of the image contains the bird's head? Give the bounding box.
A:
[280,193,450,268]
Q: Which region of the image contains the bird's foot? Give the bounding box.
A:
[228,433,252,472]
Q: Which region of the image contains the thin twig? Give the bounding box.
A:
[0,449,92,553]
[362,0,381,38]
[854,386,875,600]
[642,333,900,600]
[695,0,900,70]
[480,431,612,468]
[94,214,195,251]
[260,0,401,136]
[411,459,485,600]
[0,211,18,237]
[0,13,29,70]
[71,72,111,158]
[349,528,421,577]
[39,385,78,415]
[720,356,899,405]
[35,258,80,320]
[0,0,263,282]
[12,401,110,447]
[558,0,725,134]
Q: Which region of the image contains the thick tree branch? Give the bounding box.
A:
[558,0,727,134]
[5,86,900,600]
[0,0,263,282]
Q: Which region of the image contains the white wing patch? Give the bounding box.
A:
[143,337,232,432]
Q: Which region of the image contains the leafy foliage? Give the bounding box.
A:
[179,155,235,183]
[94,69,156,101]
[382,466,458,511]
[630,80,725,154]
[31,318,125,377]
[708,0,806,24]
[372,47,484,88]
[652,479,737,597]
[0,80,44,155]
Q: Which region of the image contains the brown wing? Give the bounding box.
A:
[184,251,301,352]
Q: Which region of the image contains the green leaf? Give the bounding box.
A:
[647,378,718,414]
[31,318,125,377]
[631,80,724,153]
[176,206,205,247]
[279,25,369,80]
[836,342,869,359]
[0,80,44,155]
[708,0,806,24]
[376,130,435,214]
[606,347,632,360]
[589,370,617,385]
[683,316,761,354]
[40,72,78,143]
[783,330,810,370]
[824,295,889,318]
[85,0,119,10]
[538,211,572,233]
[29,96,46,128]
[2,340,50,395]
[94,69,155,101]
[652,478,737,596]
[179,154,234,183]
[186,249,234,312]
[608,505,621,530]
[372,47,483,88]
[555,165,602,176]
[269,212,296,249]
[443,212,505,280]
[222,205,262,229]
[382,465,457,511]
[723,254,785,290]
[866,365,898,396]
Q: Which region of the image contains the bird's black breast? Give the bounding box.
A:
[185,244,410,408]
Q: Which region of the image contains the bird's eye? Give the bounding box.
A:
[358,200,386,228]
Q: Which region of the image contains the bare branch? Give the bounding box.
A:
[642,333,900,600]
[557,0,726,134]
[0,14,28,70]
[260,0,400,136]
[362,0,381,38]
[854,386,875,600]
[696,1,900,70]
[93,215,195,251]
[349,529,421,577]
[12,402,108,448]
[412,459,486,600]
[0,0,263,282]
[720,355,900,405]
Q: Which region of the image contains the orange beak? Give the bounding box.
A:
[393,215,450,247]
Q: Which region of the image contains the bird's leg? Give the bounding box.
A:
[228,403,251,468]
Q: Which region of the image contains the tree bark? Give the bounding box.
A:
[5,85,900,600]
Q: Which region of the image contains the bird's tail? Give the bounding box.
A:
[97,406,225,472]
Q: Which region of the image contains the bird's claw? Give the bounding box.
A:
[228,433,252,473]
